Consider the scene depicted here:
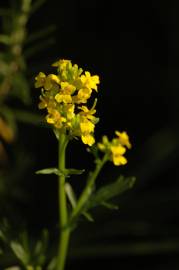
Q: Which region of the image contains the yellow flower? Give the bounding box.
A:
[97,131,131,166]
[38,96,56,110]
[79,117,95,146]
[44,74,60,91]
[110,145,127,166]
[55,93,72,104]
[46,108,66,129]
[80,119,95,133]
[80,71,99,91]
[55,82,76,104]
[79,105,96,121]
[61,82,76,95]
[73,88,92,104]
[38,95,48,109]
[66,104,75,120]
[115,131,132,149]
[81,133,95,146]
[35,72,46,88]
[52,59,71,69]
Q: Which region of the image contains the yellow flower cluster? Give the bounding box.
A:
[35,59,100,146]
[98,131,132,166]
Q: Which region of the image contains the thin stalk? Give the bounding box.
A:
[57,133,70,270]
[71,154,108,219]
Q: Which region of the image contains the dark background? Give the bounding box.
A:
[1,0,179,269]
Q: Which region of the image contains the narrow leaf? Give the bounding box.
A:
[10,241,29,265]
[86,176,136,209]
[82,212,94,222]
[101,201,119,210]
[47,257,56,270]
[67,168,85,176]
[35,168,63,176]
[65,183,77,209]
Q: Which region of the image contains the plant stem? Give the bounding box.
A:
[71,154,108,219]
[57,133,70,270]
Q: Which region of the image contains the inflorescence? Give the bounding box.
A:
[35,59,131,165]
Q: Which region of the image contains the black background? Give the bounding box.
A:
[1,0,179,269]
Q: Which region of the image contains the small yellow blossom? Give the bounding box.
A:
[79,105,96,121]
[61,82,76,95]
[55,93,72,104]
[52,59,71,69]
[44,74,60,91]
[80,119,95,134]
[38,95,48,109]
[65,104,75,120]
[46,108,66,129]
[97,131,131,166]
[110,145,127,166]
[81,133,95,146]
[35,72,46,88]
[73,88,92,104]
[80,71,99,91]
[115,131,132,149]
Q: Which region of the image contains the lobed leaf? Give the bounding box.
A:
[86,176,136,210]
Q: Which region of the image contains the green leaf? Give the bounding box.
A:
[66,168,85,175]
[36,167,85,178]
[65,183,94,224]
[101,201,119,210]
[0,229,6,242]
[53,128,59,140]
[10,241,29,265]
[65,183,77,209]
[47,257,56,270]
[82,211,94,222]
[35,168,63,176]
[86,176,136,210]
[34,229,48,265]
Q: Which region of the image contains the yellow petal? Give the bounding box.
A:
[81,134,95,146]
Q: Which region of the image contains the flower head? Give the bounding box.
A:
[97,131,131,166]
[35,59,99,146]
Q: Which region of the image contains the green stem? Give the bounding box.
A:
[71,154,108,219]
[57,133,70,270]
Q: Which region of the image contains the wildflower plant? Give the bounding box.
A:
[35,59,135,270]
